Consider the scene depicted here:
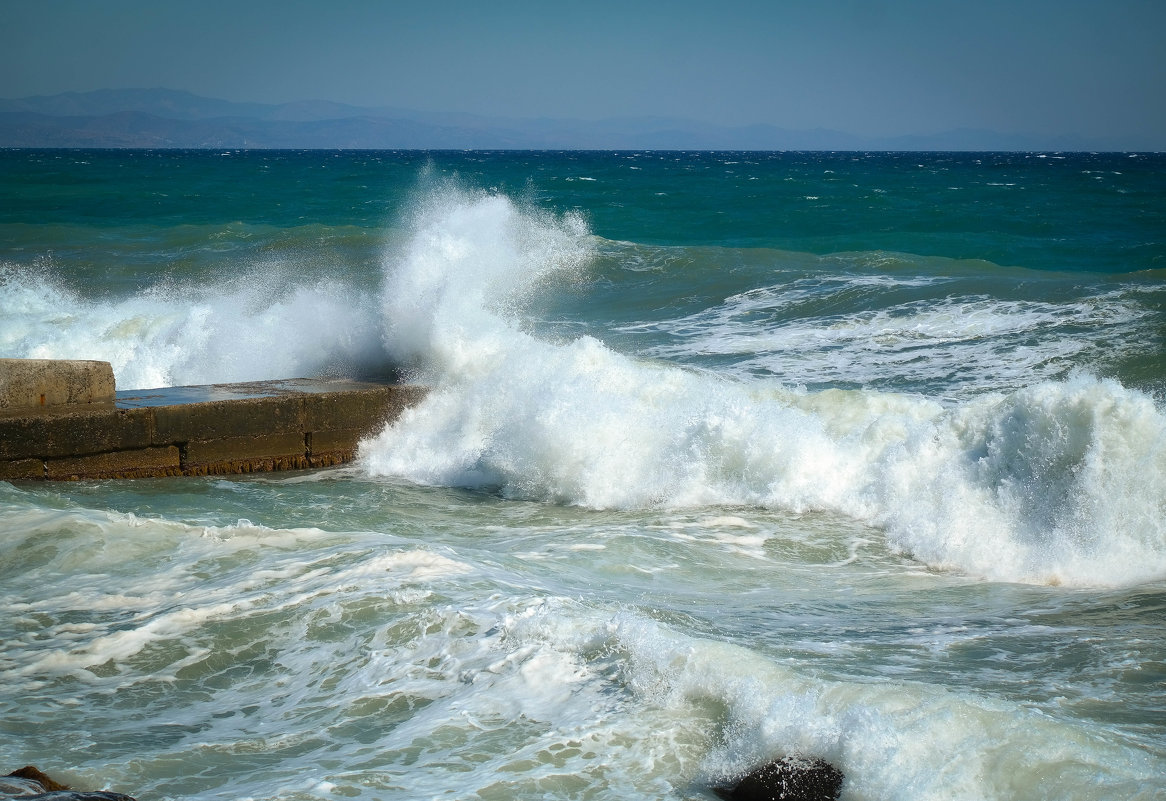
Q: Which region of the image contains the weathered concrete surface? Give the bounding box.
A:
[0,358,115,410]
[0,378,426,481]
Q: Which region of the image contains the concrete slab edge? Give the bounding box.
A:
[0,382,426,481]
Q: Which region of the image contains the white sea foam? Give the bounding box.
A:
[3,480,1160,800]
[496,600,1166,801]
[627,279,1152,395]
[17,599,246,676]
[0,262,385,389]
[0,495,476,688]
[360,187,1166,587]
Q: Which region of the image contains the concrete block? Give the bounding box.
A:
[307,428,362,458]
[45,445,181,480]
[0,457,45,480]
[183,433,308,468]
[1,375,427,481]
[302,385,426,432]
[306,452,349,469]
[0,358,115,410]
[153,396,304,442]
[182,454,311,476]
[0,407,154,460]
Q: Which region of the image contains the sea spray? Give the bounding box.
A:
[878,375,1166,585]
[0,261,386,388]
[361,187,1166,587]
[379,182,593,374]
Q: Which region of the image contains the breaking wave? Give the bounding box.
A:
[360,186,1166,587]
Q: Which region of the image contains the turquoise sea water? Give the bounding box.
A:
[1,150,1165,800]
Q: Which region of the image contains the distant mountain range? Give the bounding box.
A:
[0,88,1133,151]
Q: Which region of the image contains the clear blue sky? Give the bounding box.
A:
[3,0,1164,145]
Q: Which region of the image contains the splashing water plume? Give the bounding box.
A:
[361,187,1166,587]
[0,262,385,389]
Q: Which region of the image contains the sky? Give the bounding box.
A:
[2,0,1164,145]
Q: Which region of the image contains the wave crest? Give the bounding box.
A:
[360,188,1166,587]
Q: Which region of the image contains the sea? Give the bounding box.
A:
[1,149,1164,801]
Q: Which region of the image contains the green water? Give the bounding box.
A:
[1,149,1164,800]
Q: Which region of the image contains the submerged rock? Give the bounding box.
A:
[712,755,844,801]
[1,767,137,801]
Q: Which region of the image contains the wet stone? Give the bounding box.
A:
[712,756,844,801]
[1,766,137,801]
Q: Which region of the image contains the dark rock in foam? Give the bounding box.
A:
[712,755,844,801]
[1,766,137,801]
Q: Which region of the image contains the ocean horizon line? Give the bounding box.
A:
[1,88,1153,152]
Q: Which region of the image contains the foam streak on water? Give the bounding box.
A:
[629,275,1152,397]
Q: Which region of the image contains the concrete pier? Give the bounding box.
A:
[0,360,425,480]
[0,358,115,410]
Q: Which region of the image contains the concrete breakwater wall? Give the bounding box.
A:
[0,359,425,481]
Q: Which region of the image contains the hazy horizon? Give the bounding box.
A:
[3,0,1165,150]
